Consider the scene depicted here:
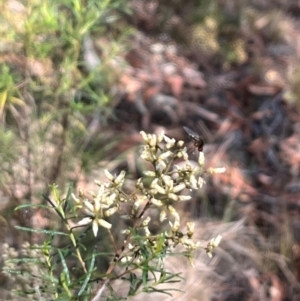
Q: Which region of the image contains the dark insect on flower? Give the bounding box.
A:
[183,126,204,152]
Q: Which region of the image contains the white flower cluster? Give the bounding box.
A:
[70,130,225,259]
[139,131,209,227]
[137,131,224,254]
[2,242,51,300]
[72,170,126,237]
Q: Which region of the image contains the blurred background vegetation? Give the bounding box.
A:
[1,0,300,300]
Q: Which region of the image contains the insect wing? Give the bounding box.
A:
[183,126,200,142]
[183,126,204,152]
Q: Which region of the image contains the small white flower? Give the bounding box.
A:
[121,229,130,235]
[177,152,183,158]
[207,167,226,174]
[157,131,165,142]
[136,178,144,190]
[156,161,166,172]
[151,197,163,207]
[142,216,151,226]
[177,140,184,147]
[144,171,156,177]
[107,193,117,204]
[120,215,131,220]
[210,235,222,247]
[183,152,189,160]
[163,135,176,149]
[182,238,196,248]
[158,151,173,160]
[160,210,167,222]
[205,235,222,257]
[105,207,118,216]
[144,226,151,237]
[149,134,157,147]
[77,188,117,237]
[162,175,173,188]
[151,178,166,194]
[168,205,180,231]
[187,222,195,235]
[140,146,155,162]
[173,183,186,193]
[140,131,148,142]
[198,152,205,167]
[178,195,191,201]
[121,256,133,263]
[128,243,134,250]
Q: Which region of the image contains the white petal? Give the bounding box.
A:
[104,169,114,181]
[156,161,166,171]
[168,193,179,201]
[187,222,195,233]
[154,184,166,195]
[94,180,101,186]
[140,131,148,141]
[157,132,165,142]
[71,193,80,203]
[105,207,118,216]
[207,167,226,174]
[189,175,198,189]
[98,219,112,229]
[151,198,163,207]
[150,178,158,188]
[107,193,117,204]
[161,175,173,187]
[178,195,191,201]
[115,170,126,185]
[151,179,166,194]
[198,177,206,188]
[198,152,205,166]
[94,198,101,212]
[144,171,156,177]
[142,216,151,226]
[212,235,222,247]
[92,220,99,236]
[149,134,157,147]
[121,256,133,263]
[173,183,186,193]
[84,200,94,213]
[160,210,167,222]
[78,217,92,226]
